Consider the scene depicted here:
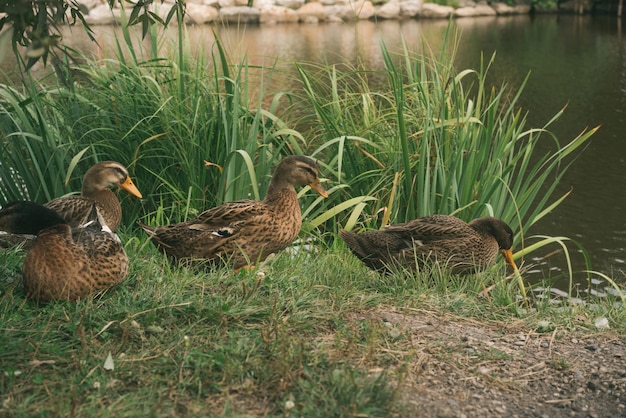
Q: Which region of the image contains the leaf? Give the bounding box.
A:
[103,352,115,371]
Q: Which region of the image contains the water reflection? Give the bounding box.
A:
[1,15,625,292]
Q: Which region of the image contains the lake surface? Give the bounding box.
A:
[2,14,625,295]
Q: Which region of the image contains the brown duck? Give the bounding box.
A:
[44,161,142,231]
[340,215,519,274]
[0,200,129,302]
[140,155,328,270]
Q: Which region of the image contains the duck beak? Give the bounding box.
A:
[501,247,528,306]
[308,179,329,198]
[501,248,518,271]
[120,177,143,199]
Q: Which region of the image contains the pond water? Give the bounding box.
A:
[2,14,625,296]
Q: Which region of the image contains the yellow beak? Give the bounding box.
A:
[120,177,143,199]
[308,179,328,198]
[501,248,518,271]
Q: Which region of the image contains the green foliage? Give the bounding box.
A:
[294,34,596,246]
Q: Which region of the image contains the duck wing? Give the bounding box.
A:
[142,200,271,262]
[44,196,98,228]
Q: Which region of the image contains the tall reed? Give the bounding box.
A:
[295,36,596,241]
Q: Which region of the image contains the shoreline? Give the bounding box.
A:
[79,0,618,26]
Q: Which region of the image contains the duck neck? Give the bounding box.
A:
[86,189,122,230]
[265,179,297,206]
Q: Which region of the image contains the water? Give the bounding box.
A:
[2,15,625,293]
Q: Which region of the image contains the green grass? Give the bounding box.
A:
[0,16,623,417]
[1,237,624,417]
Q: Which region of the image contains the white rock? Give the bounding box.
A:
[275,0,306,8]
[419,2,454,18]
[185,3,219,23]
[594,317,610,330]
[260,5,300,22]
[297,2,328,20]
[399,0,422,17]
[349,0,376,19]
[456,3,496,16]
[84,4,121,25]
[490,2,515,14]
[219,6,261,22]
[454,6,477,16]
[376,0,400,18]
[254,0,275,7]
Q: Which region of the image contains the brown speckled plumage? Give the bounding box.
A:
[340,215,518,274]
[0,201,129,302]
[140,155,328,270]
[44,161,142,231]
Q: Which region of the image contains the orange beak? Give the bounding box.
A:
[501,248,518,271]
[120,177,143,199]
[308,179,328,198]
[502,247,528,305]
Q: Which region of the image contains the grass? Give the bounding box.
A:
[0,14,624,416]
[1,237,624,416]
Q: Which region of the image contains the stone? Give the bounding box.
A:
[185,3,219,24]
[376,0,400,19]
[219,6,261,23]
[350,0,376,19]
[84,4,121,25]
[491,2,516,14]
[454,6,478,17]
[399,0,422,17]
[275,0,306,8]
[260,5,299,22]
[418,2,454,18]
[296,2,328,20]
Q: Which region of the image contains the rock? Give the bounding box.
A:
[491,1,532,14]
[301,15,320,23]
[351,0,376,19]
[418,3,454,18]
[454,6,477,17]
[84,4,121,25]
[296,2,328,20]
[185,3,219,23]
[455,2,496,16]
[474,3,496,15]
[329,1,375,19]
[400,0,422,17]
[376,0,400,19]
[274,0,305,8]
[260,5,299,23]
[219,6,261,22]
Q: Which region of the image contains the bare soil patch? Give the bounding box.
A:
[363,307,626,418]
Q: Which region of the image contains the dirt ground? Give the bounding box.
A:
[363,307,626,418]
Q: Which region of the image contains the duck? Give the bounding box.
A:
[340,215,519,275]
[44,161,142,232]
[0,200,129,302]
[140,155,328,270]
